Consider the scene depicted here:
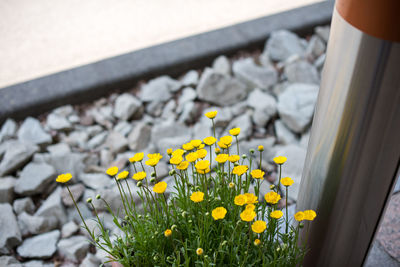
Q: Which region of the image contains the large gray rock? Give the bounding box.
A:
[265,30,305,61]
[17,212,57,236]
[273,144,307,201]
[13,197,35,215]
[0,119,17,142]
[35,187,67,227]
[284,60,319,84]
[274,120,298,145]
[14,162,56,196]
[0,141,38,176]
[17,230,60,259]
[128,122,151,151]
[46,113,72,131]
[0,176,16,203]
[17,117,52,146]
[0,203,21,254]
[140,76,180,102]
[79,173,112,190]
[104,131,128,154]
[247,89,277,127]
[113,93,142,120]
[232,58,278,90]
[277,83,319,133]
[197,68,248,106]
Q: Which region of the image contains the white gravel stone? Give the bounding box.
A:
[232,58,278,90]
[80,253,102,267]
[212,55,231,75]
[247,89,277,127]
[306,35,326,58]
[140,76,180,102]
[87,132,108,149]
[17,117,52,146]
[114,121,133,137]
[225,113,252,141]
[0,203,22,254]
[0,176,16,203]
[275,120,298,145]
[177,87,197,113]
[14,162,56,196]
[17,230,60,259]
[128,122,151,151]
[61,183,85,206]
[273,144,307,201]
[284,60,319,84]
[65,131,89,149]
[104,131,128,154]
[181,70,199,86]
[265,30,305,61]
[0,255,22,267]
[197,68,248,106]
[178,101,197,124]
[0,141,38,176]
[113,93,142,120]
[61,221,79,238]
[277,83,319,133]
[35,187,67,227]
[315,26,330,43]
[53,105,74,117]
[13,197,35,215]
[79,173,112,190]
[201,107,233,128]
[47,113,72,131]
[47,143,71,155]
[17,212,57,236]
[0,119,17,142]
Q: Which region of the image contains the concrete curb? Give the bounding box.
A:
[0,1,334,123]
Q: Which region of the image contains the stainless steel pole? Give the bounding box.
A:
[296,0,400,266]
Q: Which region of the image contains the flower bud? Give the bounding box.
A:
[195,186,201,191]
[204,255,209,259]
[137,181,143,187]
[171,225,177,231]
[153,255,159,261]
[151,171,156,177]
[128,234,132,239]
[150,178,156,183]
[124,215,129,221]
[229,182,235,188]
[96,194,101,199]
[270,184,275,190]
[221,240,228,246]
[169,169,176,176]
[258,145,264,152]
[95,237,100,242]
[205,212,210,216]
[138,215,142,219]
[167,256,173,261]
[182,211,188,217]
[188,220,193,223]
[86,198,92,203]
[234,163,239,167]
[299,223,304,229]
[154,231,159,235]
[242,154,247,159]
[249,149,255,154]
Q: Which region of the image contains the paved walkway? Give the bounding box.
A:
[0,0,323,88]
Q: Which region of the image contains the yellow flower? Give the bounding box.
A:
[254,239,261,246]
[203,136,217,146]
[177,161,189,170]
[215,147,221,153]
[196,149,207,159]
[197,168,211,174]
[220,135,233,145]
[229,127,241,136]
[172,149,185,157]
[212,207,227,220]
[186,152,198,163]
[132,171,146,181]
[244,193,258,204]
[251,169,265,179]
[280,177,294,187]
[251,221,267,233]
[228,155,240,163]
[218,141,231,149]
[294,211,305,222]
[145,158,159,167]
[56,173,72,183]
[198,144,205,149]
[229,182,235,188]
[190,191,204,203]
[240,209,256,222]
[129,152,144,163]
[205,111,217,119]
[148,153,163,160]
[195,160,210,170]
[153,181,167,194]
[170,156,183,165]
[232,165,248,176]
[167,148,173,155]
[196,248,204,256]
[258,145,264,152]
[264,191,281,204]
[304,210,317,221]
[117,171,129,180]
[273,156,287,165]
[234,194,247,206]
[182,142,194,151]
[106,166,119,176]
[215,154,229,163]
[190,139,202,148]
[245,204,256,211]
[164,229,172,237]
[270,210,283,219]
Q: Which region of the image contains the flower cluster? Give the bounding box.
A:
[58,110,316,266]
